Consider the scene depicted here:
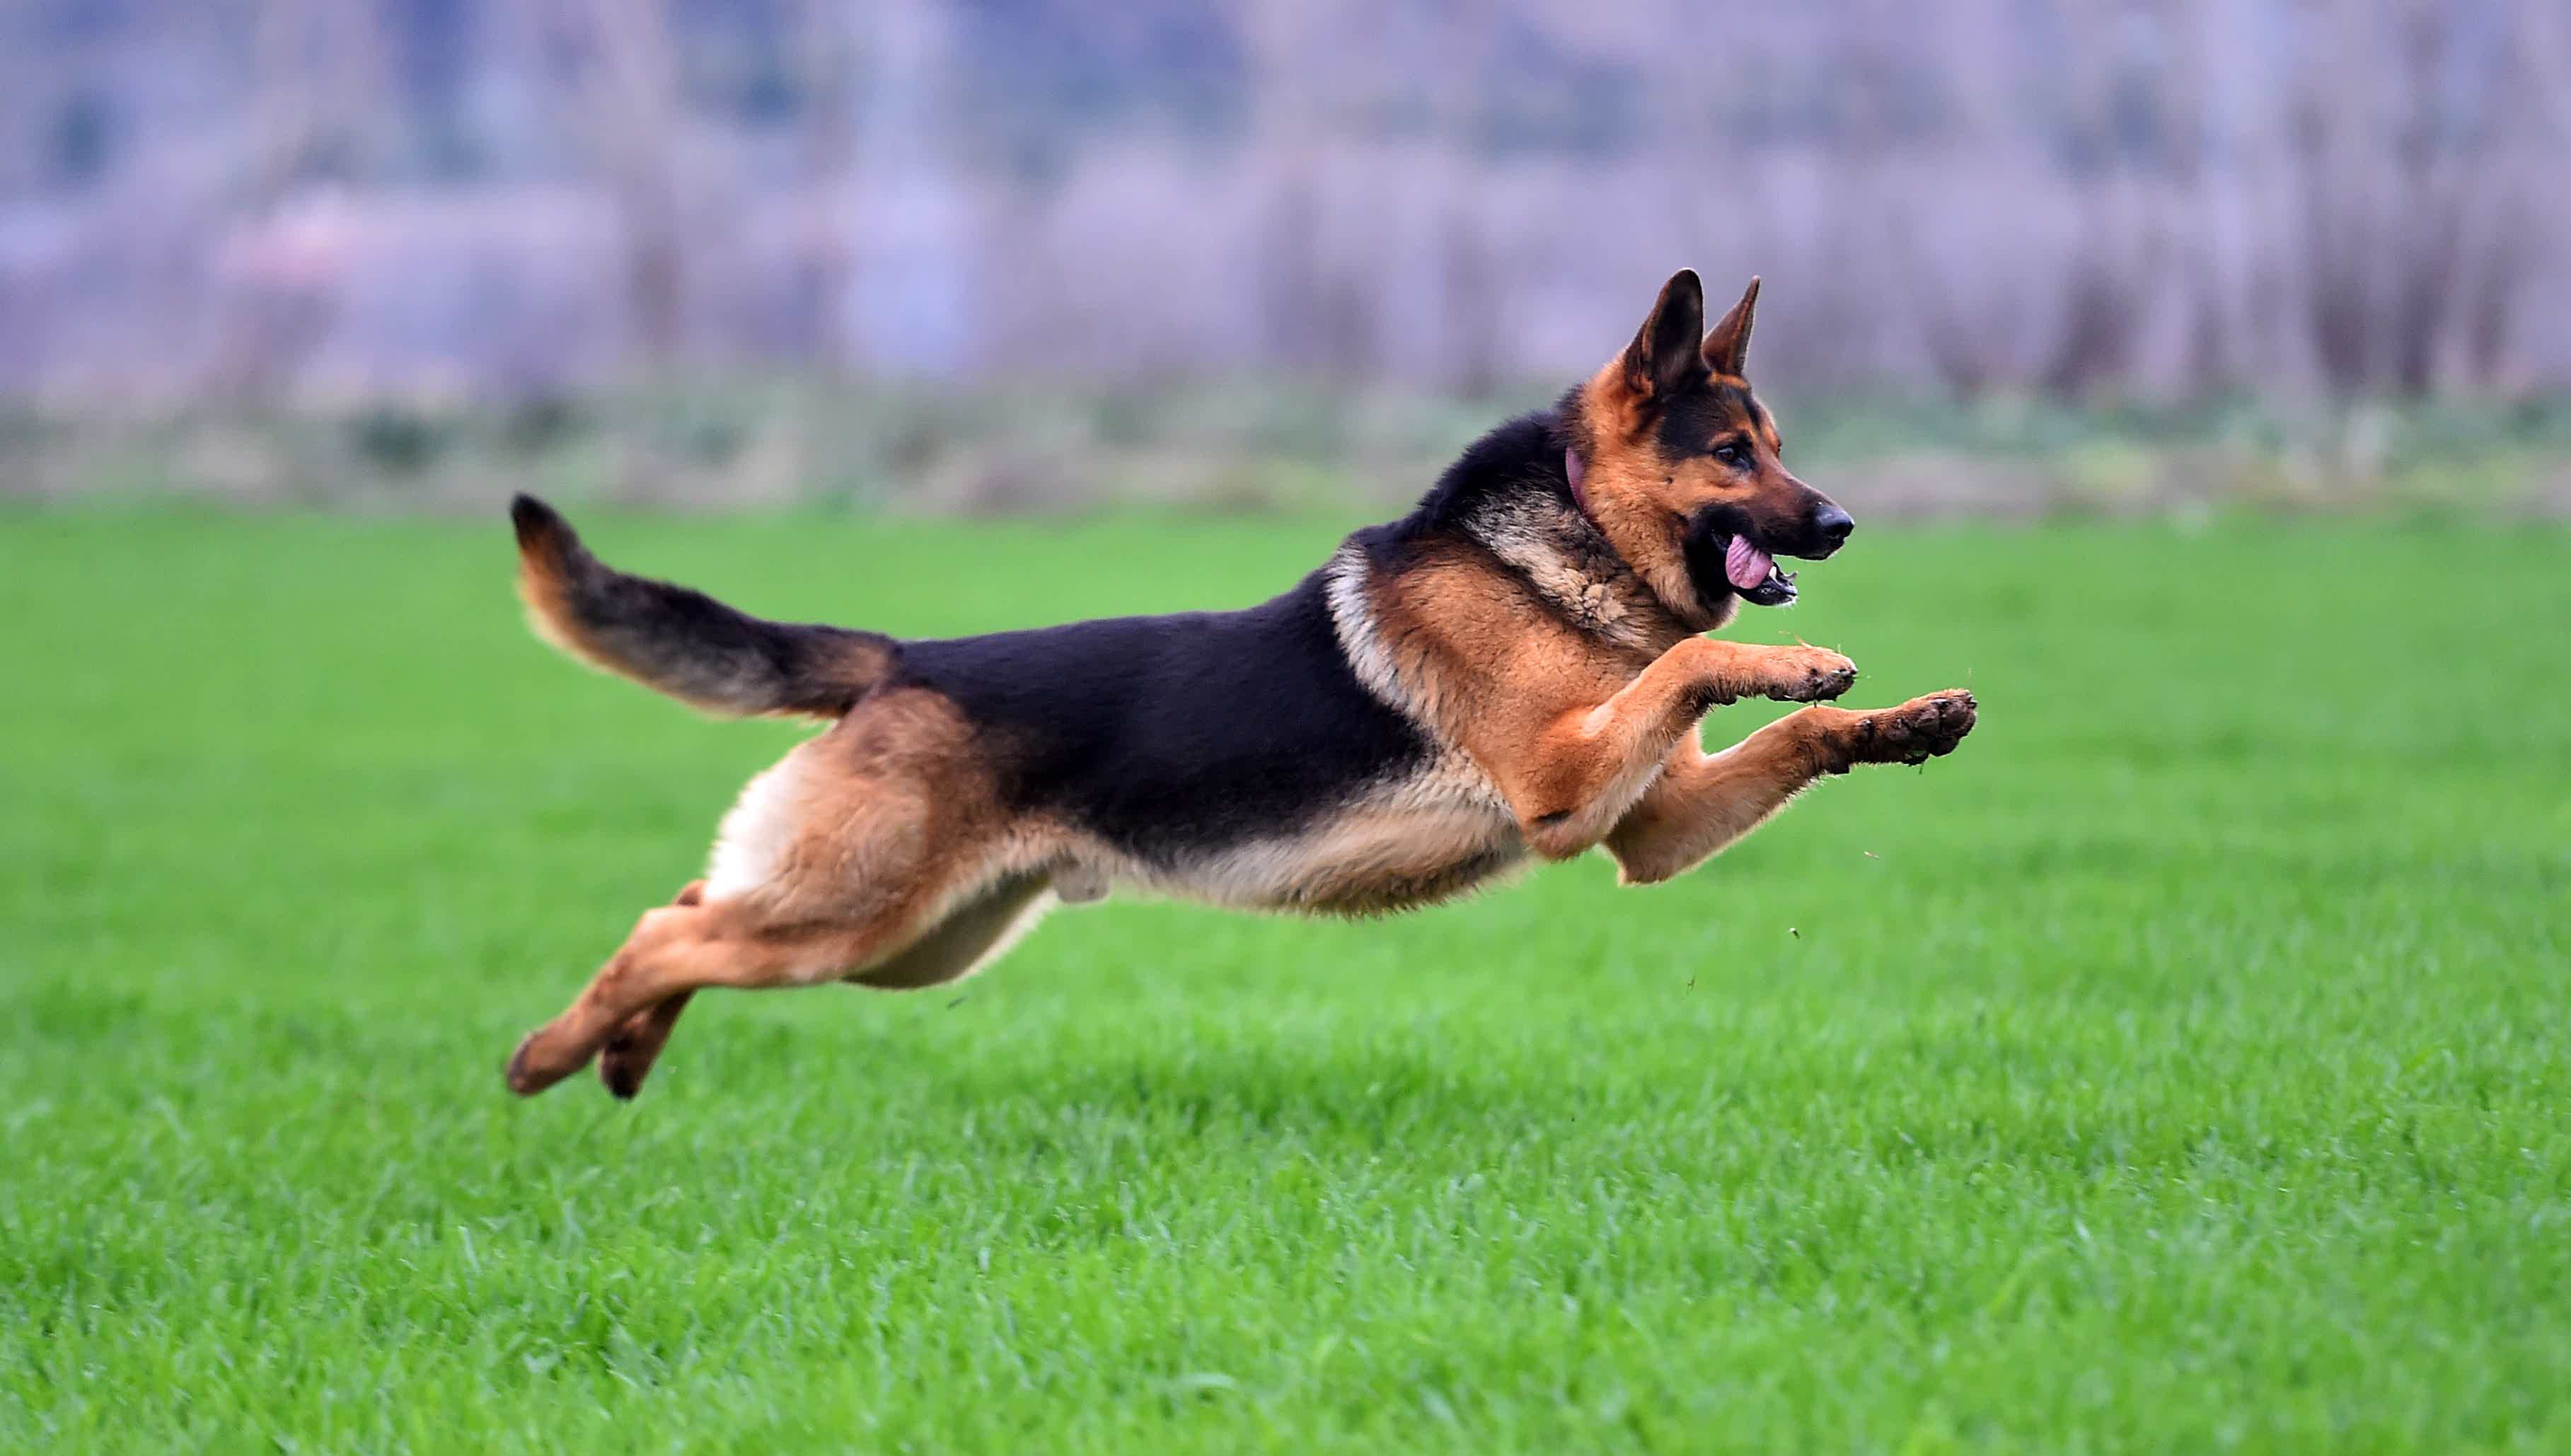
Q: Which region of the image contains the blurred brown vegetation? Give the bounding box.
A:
[3,0,2568,510]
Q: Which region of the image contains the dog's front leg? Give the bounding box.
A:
[1604,689,1977,884]
[1504,638,1856,859]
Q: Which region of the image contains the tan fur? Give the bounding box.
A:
[1138,795,1521,916]
[1324,466,1855,865]
[1358,543,1860,860]
[1605,691,1978,884]
[509,688,1069,1096]
[1568,361,1728,629]
[505,270,1980,1102]
[512,530,593,661]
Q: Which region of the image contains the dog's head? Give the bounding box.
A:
[1566,270,1851,628]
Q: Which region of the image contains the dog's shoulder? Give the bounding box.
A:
[1397,408,1683,649]
[1326,410,1690,734]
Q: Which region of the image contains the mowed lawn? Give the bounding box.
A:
[3,506,2567,1453]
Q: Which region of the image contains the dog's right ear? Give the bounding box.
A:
[1617,269,1708,405]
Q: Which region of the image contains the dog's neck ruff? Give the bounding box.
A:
[1559,443,1731,636]
[1459,487,1668,652]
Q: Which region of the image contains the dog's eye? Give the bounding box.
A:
[1712,441,1750,469]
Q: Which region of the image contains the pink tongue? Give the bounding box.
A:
[1724,537,1775,590]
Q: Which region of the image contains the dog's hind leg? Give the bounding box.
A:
[506,896,889,1097]
[589,871,1056,1099]
[510,685,1039,1099]
[596,881,706,1099]
[506,854,1062,1099]
[597,993,693,1099]
[1605,691,1976,884]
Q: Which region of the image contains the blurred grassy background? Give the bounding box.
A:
[11,383,2571,518]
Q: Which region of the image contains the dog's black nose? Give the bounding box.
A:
[1813,503,1854,551]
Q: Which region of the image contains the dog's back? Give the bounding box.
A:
[893,577,1445,882]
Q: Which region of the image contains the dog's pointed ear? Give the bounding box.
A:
[1702,276,1760,377]
[1619,269,1707,403]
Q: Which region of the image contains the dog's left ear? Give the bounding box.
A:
[1620,269,1708,403]
[1702,276,1760,377]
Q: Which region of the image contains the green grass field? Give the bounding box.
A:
[4,507,2567,1452]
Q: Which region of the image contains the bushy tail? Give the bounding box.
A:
[509,495,893,719]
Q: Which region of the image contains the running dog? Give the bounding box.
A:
[502,270,1977,1099]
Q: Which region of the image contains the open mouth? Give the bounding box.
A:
[1682,508,1814,611]
[1718,535,1797,606]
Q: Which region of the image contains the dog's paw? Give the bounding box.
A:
[599,1038,651,1100]
[1764,647,1859,703]
[504,1028,582,1097]
[1846,689,1977,767]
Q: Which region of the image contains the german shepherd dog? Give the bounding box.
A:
[502,271,1977,1099]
